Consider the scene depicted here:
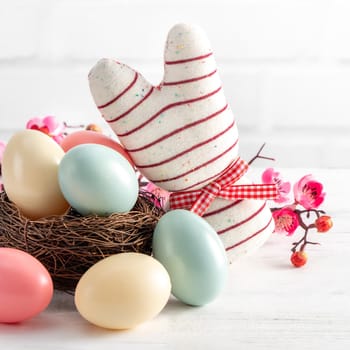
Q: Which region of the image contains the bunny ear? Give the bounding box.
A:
[89,58,137,108]
[89,58,153,124]
[164,23,212,63]
[163,23,217,85]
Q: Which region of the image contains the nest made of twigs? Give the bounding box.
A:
[0,191,163,291]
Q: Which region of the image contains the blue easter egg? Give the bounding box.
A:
[58,144,138,216]
[152,209,228,306]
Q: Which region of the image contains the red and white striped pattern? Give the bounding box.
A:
[88,23,275,262]
[89,24,237,192]
[203,195,275,259]
[170,157,278,216]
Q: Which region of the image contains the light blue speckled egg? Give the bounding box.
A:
[58,144,138,216]
[152,209,228,306]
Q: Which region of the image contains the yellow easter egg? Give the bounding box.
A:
[2,130,69,219]
[75,253,171,330]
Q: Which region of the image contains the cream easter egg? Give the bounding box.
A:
[2,130,69,219]
[74,253,171,329]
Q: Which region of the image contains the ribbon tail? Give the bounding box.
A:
[224,184,279,200]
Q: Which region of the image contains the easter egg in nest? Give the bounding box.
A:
[60,129,133,166]
[2,130,69,219]
[58,144,138,216]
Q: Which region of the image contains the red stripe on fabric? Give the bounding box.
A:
[165,52,213,65]
[125,104,228,153]
[163,69,217,86]
[170,157,238,194]
[203,200,243,218]
[98,72,138,109]
[218,201,267,235]
[148,138,238,185]
[136,119,235,169]
[170,144,239,192]
[107,86,154,124]
[117,86,222,137]
[225,216,273,251]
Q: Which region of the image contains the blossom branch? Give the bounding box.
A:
[267,170,332,267]
[291,226,320,253]
[248,143,275,165]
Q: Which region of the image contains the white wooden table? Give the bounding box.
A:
[0,168,349,350]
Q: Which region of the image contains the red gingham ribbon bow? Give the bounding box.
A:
[169,157,279,217]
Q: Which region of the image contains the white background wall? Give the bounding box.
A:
[0,0,349,167]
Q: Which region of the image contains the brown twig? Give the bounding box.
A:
[290,209,324,252]
[248,143,275,165]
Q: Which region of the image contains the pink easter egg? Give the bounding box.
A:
[60,130,134,167]
[0,248,53,323]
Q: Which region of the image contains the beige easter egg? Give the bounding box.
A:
[2,129,69,219]
[75,253,171,330]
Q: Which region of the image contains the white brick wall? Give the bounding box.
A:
[0,0,349,167]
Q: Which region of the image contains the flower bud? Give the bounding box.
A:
[86,124,102,133]
[290,251,307,268]
[315,215,333,233]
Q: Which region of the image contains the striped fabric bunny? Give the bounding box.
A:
[88,23,277,262]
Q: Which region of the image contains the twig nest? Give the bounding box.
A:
[0,191,163,291]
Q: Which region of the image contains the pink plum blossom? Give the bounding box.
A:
[293,174,325,210]
[26,116,66,144]
[262,167,291,204]
[143,182,170,210]
[272,207,299,236]
[0,140,5,164]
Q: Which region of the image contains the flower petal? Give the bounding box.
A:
[262,168,276,184]
[26,117,43,129]
[44,116,58,130]
[280,181,291,194]
[294,174,325,209]
[263,168,291,204]
[0,141,6,163]
[272,207,299,235]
